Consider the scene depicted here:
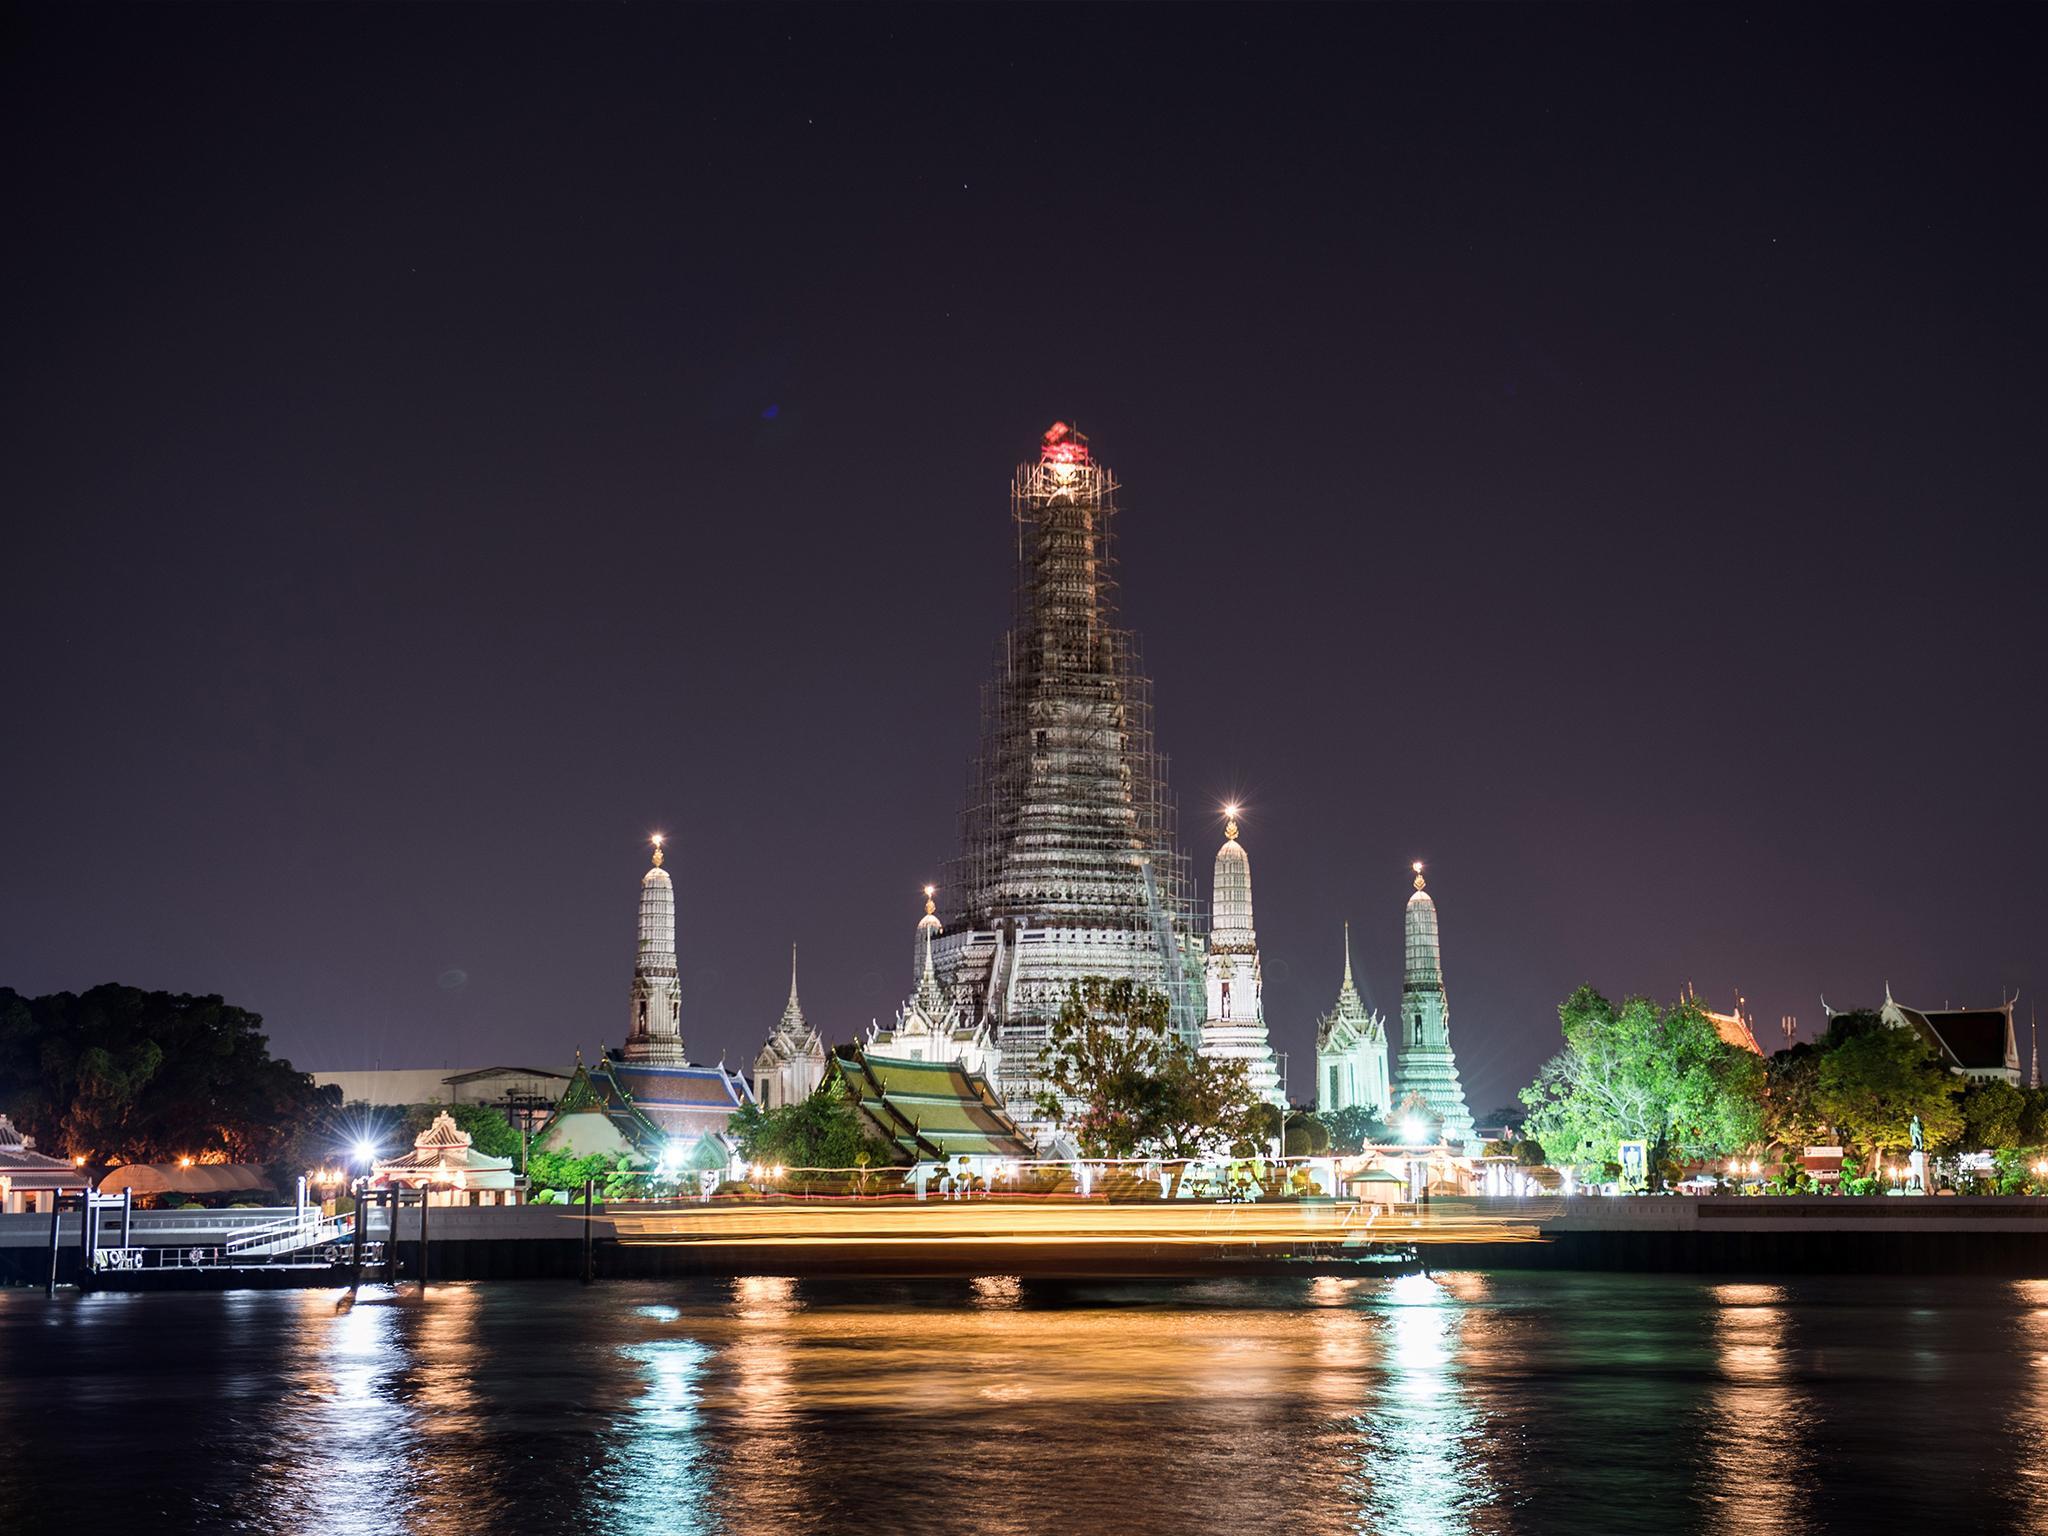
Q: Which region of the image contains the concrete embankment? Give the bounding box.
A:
[1433,1195,2048,1274]
[9,1196,2048,1285]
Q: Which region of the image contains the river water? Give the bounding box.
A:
[3,1271,2044,1535]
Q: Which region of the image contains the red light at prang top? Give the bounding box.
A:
[1041,421,1091,466]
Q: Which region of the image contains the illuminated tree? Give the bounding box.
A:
[728,1081,868,1170]
[1959,1079,2028,1151]
[1521,987,1766,1183]
[1036,978,1257,1178]
[1813,1024,1962,1157]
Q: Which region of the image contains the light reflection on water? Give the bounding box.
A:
[608,1336,717,1534]
[6,1274,2048,1536]
[1348,1272,1498,1536]
[1701,1282,1809,1536]
[2007,1280,2048,1524]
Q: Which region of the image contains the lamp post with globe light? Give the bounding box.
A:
[1401,1115,1430,1205]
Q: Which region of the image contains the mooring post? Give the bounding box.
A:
[45,1197,62,1297]
[350,1180,365,1288]
[418,1187,430,1292]
[582,1178,595,1284]
[387,1191,400,1285]
[120,1187,132,1250]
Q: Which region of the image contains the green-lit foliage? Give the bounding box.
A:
[1813,1025,1962,1157]
[1959,1079,2028,1151]
[728,1082,868,1170]
[1521,987,1766,1184]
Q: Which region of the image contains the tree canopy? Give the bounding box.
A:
[1812,1024,1963,1157]
[0,983,338,1175]
[1035,978,1258,1162]
[728,1081,869,1169]
[1321,1104,1390,1154]
[1521,986,1766,1181]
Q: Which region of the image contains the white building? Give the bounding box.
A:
[1315,923,1391,1117]
[370,1110,519,1206]
[753,945,827,1109]
[1198,813,1284,1107]
[869,889,999,1081]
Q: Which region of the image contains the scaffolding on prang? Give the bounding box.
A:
[945,423,1203,1043]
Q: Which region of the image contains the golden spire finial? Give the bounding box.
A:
[1224,804,1240,841]
[1412,860,1426,891]
[651,833,665,868]
[923,883,937,916]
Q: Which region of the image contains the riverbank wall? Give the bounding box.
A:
[1438,1195,2048,1274]
[9,1196,2048,1284]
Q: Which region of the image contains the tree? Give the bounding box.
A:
[0,984,340,1180]
[1958,1079,2027,1151]
[1521,987,1767,1183]
[1036,978,1258,1175]
[1283,1111,1331,1158]
[728,1082,869,1170]
[1480,1104,1528,1138]
[1322,1104,1390,1154]
[1813,1025,1962,1158]
[2023,1088,2048,1147]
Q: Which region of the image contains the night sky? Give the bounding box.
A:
[5,5,2043,1117]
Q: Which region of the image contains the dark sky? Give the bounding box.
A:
[5,4,2043,1116]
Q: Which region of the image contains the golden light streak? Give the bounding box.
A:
[560,1198,1550,1252]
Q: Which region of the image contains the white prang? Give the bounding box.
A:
[1198,817,1285,1107]
[869,889,999,1082]
[623,837,686,1066]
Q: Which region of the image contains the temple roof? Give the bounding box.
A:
[0,1114,87,1185]
[539,1058,670,1156]
[1878,992,2017,1074]
[1318,922,1385,1050]
[611,1061,751,1110]
[414,1111,473,1150]
[830,1046,1035,1165]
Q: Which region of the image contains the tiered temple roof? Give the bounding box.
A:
[831,1046,1036,1166]
[373,1110,517,1192]
[1859,987,2021,1083]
